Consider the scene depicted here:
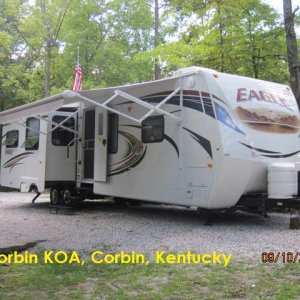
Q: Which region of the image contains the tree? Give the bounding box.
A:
[60,0,154,88]
[2,0,155,103]
[0,0,295,111]
[151,0,288,83]
[19,0,72,97]
[283,0,300,103]
[0,0,34,110]
[154,0,161,79]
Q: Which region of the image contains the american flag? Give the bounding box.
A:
[72,58,83,92]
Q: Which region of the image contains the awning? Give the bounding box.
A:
[0,74,185,124]
[0,94,66,124]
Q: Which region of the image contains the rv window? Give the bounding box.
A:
[4,130,19,148]
[142,115,164,143]
[108,114,118,154]
[24,118,40,150]
[52,116,75,146]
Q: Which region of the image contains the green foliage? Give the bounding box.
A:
[153,0,290,83]
[0,0,296,110]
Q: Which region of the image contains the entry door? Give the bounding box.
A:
[94,107,108,182]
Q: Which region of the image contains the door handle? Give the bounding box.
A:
[102,138,107,146]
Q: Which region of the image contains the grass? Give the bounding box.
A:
[0,256,300,300]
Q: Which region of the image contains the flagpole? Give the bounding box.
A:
[72,47,83,92]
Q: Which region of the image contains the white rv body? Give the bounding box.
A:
[0,110,77,193]
[0,120,47,192]
[1,67,300,210]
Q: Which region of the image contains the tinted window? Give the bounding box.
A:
[52,116,75,146]
[142,115,164,143]
[108,114,118,154]
[5,130,19,148]
[24,118,40,150]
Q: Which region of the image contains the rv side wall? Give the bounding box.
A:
[90,75,219,208]
[0,119,47,192]
[45,111,77,185]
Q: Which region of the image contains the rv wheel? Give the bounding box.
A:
[50,187,61,205]
[62,188,74,205]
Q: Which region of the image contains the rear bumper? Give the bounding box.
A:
[237,194,300,210]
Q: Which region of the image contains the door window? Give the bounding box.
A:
[52,116,75,146]
[23,118,40,150]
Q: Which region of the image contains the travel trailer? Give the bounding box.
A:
[1,66,300,213]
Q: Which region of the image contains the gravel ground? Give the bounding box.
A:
[0,192,299,259]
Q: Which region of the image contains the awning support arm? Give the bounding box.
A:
[36,108,80,135]
[115,89,182,123]
[63,88,182,124]
[12,121,47,135]
[63,91,141,123]
[134,87,182,122]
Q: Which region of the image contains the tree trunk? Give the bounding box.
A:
[217,1,225,72]
[283,0,300,104]
[40,0,51,98]
[154,0,161,80]
[44,39,51,97]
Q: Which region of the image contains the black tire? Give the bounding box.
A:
[50,187,61,205]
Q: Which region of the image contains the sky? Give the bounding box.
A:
[265,0,283,14]
[264,0,300,35]
[264,0,284,14]
[265,0,300,14]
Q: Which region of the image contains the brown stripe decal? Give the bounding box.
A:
[3,152,34,173]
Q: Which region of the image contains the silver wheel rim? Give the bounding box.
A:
[51,188,59,204]
[63,189,71,204]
